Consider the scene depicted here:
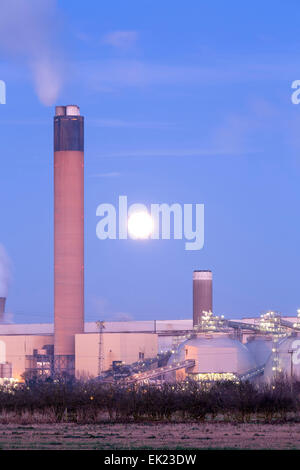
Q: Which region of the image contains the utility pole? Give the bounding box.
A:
[96,321,105,377]
[288,348,295,392]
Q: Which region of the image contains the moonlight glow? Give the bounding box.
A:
[128,211,154,239]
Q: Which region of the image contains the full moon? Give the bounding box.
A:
[128,211,154,239]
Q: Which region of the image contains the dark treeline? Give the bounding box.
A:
[0,376,299,423]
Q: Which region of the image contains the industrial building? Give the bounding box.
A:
[0,326,158,381]
[1,312,300,384]
[0,105,300,386]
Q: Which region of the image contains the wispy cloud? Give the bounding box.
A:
[96,96,299,160]
[89,172,121,178]
[89,118,175,129]
[0,116,174,131]
[75,31,91,43]
[97,148,257,159]
[102,31,138,50]
[87,295,133,322]
[95,102,279,159]
[0,118,48,125]
[78,55,300,92]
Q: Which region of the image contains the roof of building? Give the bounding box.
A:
[0,319,193,336]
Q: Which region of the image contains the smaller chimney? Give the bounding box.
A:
[193,270,212,327]
[0,297,6,320]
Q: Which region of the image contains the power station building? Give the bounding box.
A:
[0,105,299,385]
[0,104,174,382]
[2,313,300,383]
[0,325,159,381]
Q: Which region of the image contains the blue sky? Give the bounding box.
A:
[1,0,300,323]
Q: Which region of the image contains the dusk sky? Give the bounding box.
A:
[1,0,300,323]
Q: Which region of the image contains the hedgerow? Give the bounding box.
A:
[0,375,298,423]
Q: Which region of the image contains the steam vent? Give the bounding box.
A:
[54,105,84,374]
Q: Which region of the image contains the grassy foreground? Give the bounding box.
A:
[0,422,300,450]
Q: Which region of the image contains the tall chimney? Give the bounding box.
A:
[193,270,212,327]
[54,105,84,374]
[0,297,6,321]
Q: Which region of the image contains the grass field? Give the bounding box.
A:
[0,422,300,450]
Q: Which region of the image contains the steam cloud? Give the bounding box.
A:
[0,0,63,105]
[0,244,12,298]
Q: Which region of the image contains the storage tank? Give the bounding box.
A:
[168,334,257,381]
[246,336,273,367]
[264,336,300,382]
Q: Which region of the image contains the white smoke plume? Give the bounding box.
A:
[0,0,63,105]
[0,244,12,298]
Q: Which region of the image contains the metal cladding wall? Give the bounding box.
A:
[193,270,212,326]
[54,106,84,368]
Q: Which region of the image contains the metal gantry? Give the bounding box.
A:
[124,359,196,384]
